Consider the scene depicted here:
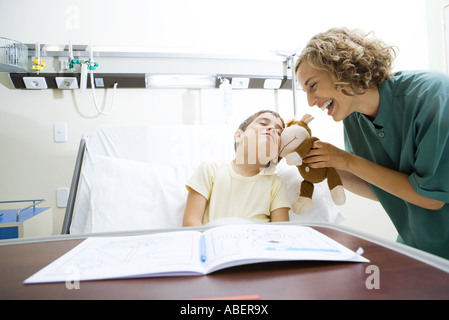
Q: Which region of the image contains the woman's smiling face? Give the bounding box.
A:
[296,61,356,122]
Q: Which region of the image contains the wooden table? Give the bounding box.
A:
[1,223,448,300]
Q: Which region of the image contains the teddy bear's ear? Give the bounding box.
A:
[286,119,297,127]
[300,114,314,125]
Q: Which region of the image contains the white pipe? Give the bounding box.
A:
[90,71,118,115]
[80,63,88,92]
[290,54,298,118]
[69,41,74,61]
[36,42,40,74]
[87,44,118,115]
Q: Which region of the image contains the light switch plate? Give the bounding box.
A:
[94,78,104,87]
[54,123,67,143]
[56,187,69,208]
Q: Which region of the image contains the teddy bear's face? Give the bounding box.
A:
[279,124,310,157]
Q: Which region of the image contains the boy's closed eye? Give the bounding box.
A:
[257,118,283,133]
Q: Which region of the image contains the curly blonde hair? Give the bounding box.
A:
[296,28,397,95]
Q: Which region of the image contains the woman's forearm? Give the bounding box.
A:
[336,169,378,201]
[306,141,445,210]
[345,153,445,210]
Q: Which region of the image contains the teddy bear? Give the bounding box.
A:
[279,114,346,214]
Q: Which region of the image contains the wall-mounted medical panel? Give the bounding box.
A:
[9,73,292,90]
[6,43,297,91]
[24,44,290,78]
[9,73,146,89]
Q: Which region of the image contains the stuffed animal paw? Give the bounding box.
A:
[330,185,346,205]
[291,197,315,214]
[285,152,302,166]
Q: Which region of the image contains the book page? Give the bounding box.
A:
[25,230,204,284]
[203,224,369,273]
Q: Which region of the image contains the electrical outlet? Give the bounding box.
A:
[263,79,282,89]
[55,77,78,89]
[23,77,48,89]
[231,77,250,89]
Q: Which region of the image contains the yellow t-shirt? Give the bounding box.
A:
[186,162,290,224]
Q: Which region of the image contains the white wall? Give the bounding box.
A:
[0,0,434,240]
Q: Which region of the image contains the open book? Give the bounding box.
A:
[24,224,369,284]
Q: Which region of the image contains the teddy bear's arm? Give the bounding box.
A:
[295,137,317,157]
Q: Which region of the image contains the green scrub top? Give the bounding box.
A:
[344,70,449,259]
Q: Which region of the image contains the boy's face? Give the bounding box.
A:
[235,112,284,165]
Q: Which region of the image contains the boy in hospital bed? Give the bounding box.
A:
[182,110,291,226]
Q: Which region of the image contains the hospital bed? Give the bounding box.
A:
[61,125,344,234]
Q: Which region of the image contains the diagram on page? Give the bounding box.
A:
[54,232,198,275]
[208,225,342,257]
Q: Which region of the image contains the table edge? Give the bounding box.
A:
[1,221,448,273]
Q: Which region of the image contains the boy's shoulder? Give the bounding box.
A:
[197,161,226,169]
[195,161,229,176]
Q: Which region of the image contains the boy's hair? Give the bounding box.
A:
[296,27,397,96]
[234,109,285,151]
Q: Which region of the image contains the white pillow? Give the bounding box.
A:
[275,159,345,224]
[85,155,198,233]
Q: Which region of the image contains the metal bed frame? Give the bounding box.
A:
[61,138,86,234]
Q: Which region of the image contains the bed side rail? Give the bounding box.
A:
[61,138,87,234]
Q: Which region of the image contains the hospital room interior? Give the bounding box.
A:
[0,1,447,247]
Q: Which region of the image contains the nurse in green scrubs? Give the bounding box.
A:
[295,27,449,259]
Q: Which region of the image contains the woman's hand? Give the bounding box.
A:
[303,140,352,170]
